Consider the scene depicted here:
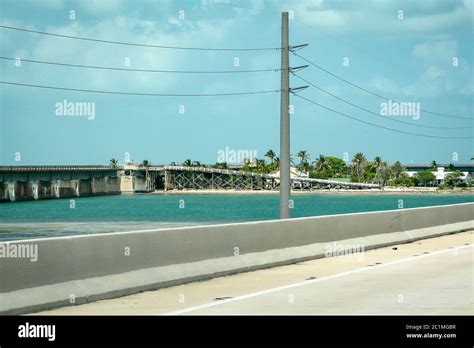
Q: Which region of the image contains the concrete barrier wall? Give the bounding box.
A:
[0,202,472,314]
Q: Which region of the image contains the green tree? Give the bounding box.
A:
[351,152,367,182]
[371,156,383,180]
[372,156,382,170]
[309,170,329,179]
[364,158,387,183]
[390,161,405,179]
[325,156,347,178]
[212,162,228,169]
[296,150,310,172]
[313,154,331,173]
[445,171,463,187]
[109,158,118,168]
[265,150,276,164]
[141,160,149,167]
[431,160,438,170]
[273,156,280,168]
[297,150,310,163]
[391,176,416,187]
[415,171,436,186]
[240,158,252,172]
[183,159,192,167]
[256,159,267,173]
[289,154,296,166]
[377,163,393,185]
[299,161,311,172]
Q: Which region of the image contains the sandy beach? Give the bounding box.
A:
[152,187,474,195]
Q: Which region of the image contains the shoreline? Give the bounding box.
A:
[152,188,474,195]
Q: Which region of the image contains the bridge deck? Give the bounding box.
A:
[34,231,472,315]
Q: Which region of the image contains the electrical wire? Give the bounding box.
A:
[0,81,281,97]
[295,94,473,139]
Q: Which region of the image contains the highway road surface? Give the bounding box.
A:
[35,231,473,315]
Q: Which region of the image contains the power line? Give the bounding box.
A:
[292,74,471,130]
[295,94,473,139]
[0,25,281,51]
[229,3,471,121]
[0,81,281,97]
[0,56,281,74]
[292,52,472,121]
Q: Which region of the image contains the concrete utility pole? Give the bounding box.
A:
[279,12,290,219]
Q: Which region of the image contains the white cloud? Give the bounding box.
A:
[1,5,279,99]
[76,0,127,15]
[403,66,450,97]
[412,40,458,60]
[276,0,471,37]
[368,77,402,95]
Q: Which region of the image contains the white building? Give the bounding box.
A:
[406,167,471,185]
[270,166,309,181]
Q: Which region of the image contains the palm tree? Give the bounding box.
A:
[296,150,309,172]
[274,156,280,168]
[212,162,228,169]
[372,156,382,171]
[370,156,383,181]
[431,160,438,170]
[289,154,296,166]
[297,150,310,163]
[377,161,392,185]
[301,161,311,173]
[448,163,455,171]
[183,159,192,167]
[352,152,367,182]
[390,161,405,179]
[265,150,276,163]
[109,158,118,168]
[256,159,267,172]
[313,154,331,172]
[141,160,149,167]
[192,160,202,167]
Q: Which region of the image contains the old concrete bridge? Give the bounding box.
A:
[0,164,380,202]
[0,165,122,202]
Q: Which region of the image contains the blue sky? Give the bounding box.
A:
[0,0,472,166]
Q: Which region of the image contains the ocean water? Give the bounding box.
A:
[0,193,472,241]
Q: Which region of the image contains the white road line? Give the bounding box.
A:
[164,244,472,315]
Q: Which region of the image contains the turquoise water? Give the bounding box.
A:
[0,193,472,241]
